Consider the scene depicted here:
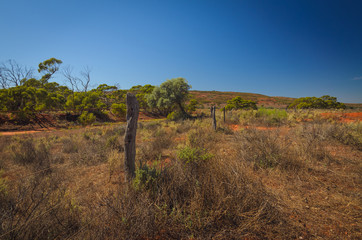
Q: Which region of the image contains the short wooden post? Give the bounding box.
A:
[223,107,226,123]
[124,93,139,181]
[212,106,217,130]
[210,106,213,118]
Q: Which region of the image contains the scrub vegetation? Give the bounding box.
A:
[0,109,361,239]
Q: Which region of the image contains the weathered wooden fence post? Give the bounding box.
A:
[210,106,214,118]
[223,107,226,123]
[212,106,217,130]
[124,93,139,181]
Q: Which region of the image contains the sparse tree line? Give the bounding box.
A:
[0,58,199,124]
[224,95,346,111]
[0,58,346,124]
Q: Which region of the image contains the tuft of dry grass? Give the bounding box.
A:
[235,127,304,172]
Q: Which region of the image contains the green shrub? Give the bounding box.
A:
[225,96,257,110]
[167,111,185,121]
[78,111,96,126]
[256,108,288,126]
[288,95,346,109]
[187,99,199,113]
[133,165,161,191]
[177,146,213,165]
[111,103,127,117]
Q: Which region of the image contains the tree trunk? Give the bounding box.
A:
[124,93,139,181]
[177,102,190,118]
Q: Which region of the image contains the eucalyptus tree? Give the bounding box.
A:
[147,77,191,116]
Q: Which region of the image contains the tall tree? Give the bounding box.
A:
[38,58,62,85]
[147,78,191,116]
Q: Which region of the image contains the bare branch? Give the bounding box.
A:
[62,66,80,92]
[0,67,8,89]
[79,66,91,92]
[0,60,33,88]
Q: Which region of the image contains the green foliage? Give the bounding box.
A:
[177,146,213,164]
[167,111,185,121]
[78,111,96,126]
[147,78,191,116]
[256,108,288,126]
[288,95,346,109]
[0,59,194,124]
[0,58,71,122]
[38,58,62,74]
[38,58,63,84]
[111,103,126,117]
[225,96,257,110]
[129,84,155,110]
[65,90,107,112]
[133,165,161,191]
[187,99,199,113]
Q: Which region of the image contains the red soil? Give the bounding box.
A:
[229,124,239,131]
[1,130,44,136]
[321,112,362,123]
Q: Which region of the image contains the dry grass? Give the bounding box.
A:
[0,111,361,239]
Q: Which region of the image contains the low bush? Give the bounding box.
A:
[329,123,362,150]
[106,135,124,151]
[133,164,161,192]
[256,108,288,126]
[186,126,216,149]
[166,111,185,121]
[138,128,173,163]
[111,103,126,118]
[236,128,303,171]
[10,138,51,173]
[174,119,194,134]
[177,145,213,165]
[61,137,78,153]
[78,111,96,126]
[291,123,335,163]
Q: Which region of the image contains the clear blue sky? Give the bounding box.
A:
[1,0,361,103]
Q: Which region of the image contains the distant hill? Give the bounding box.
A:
[189,90,295,109]
[189,90,362,109]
